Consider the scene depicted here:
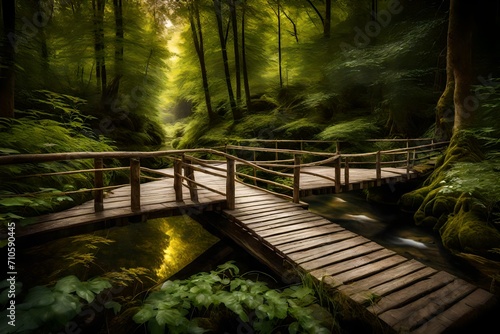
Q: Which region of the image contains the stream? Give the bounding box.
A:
[303,191,491,290]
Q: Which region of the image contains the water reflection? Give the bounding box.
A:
[17,215,219,289]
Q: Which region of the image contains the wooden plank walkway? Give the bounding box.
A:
[16,165,497,333]
[216,175,497,333]
[299,166,417,195]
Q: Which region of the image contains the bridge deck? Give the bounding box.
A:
[17,165,497,333]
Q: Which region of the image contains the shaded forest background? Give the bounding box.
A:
[1,0,493,151]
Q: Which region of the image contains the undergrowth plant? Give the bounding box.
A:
[133,262,332,334]
[0,275,116,334]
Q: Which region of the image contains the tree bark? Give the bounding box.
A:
[324,0,331,38]
[435,0,474,139]
[0,0,15,118]
[92,0,107,94]
[113,0,124,76]
[213,0,240,120]
[451,0,474,132]
[189,1,216,123]
[241,0,251,111]
[230,0,241,104]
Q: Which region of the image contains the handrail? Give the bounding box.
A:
[0,139,449,218]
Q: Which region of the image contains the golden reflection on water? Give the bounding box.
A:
[154,215,219,280]
[18,215,219,288]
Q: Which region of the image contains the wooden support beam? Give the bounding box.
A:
[130,158,141,211]
[226,157,235,210]
[376,151,382,186]
[344,157,350,189]
[293,155,301,204]
[94,158,104,212]
[334,156,341,193]
[174,157,183,202]
[183,156,199,202]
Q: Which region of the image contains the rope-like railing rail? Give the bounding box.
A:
[0,139,449,218]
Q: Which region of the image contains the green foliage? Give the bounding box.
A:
[0,276,113,334]
[316,117,380,142]
[133,262,331,333]
[0,98,119,220]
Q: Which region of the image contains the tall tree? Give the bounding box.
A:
[324,0,331,38]
[435,0,474,139]
[0,0,16,118]
[241,0,251,111]
[92,0,107,94]
[213,0,241,120]
[189,1,216,123]
[113,0,124,76]
[230,0,241,104]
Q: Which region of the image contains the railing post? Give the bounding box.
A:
[183,156,198,202]
[376,151,382,186]
[335,141,340,154]
[253,151,257,185]
[344,157,350,189]
[226,157,235,210]
[275,141,279,161]
[130,158,141,211]
[334,155,341,193]
[406,150,411,179]
[94,158,104,212]
[293,155,301,204]
[174,156,183,202]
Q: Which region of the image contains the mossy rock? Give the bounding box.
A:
[440,209,500,260]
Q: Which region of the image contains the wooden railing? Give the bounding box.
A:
[0,139,449,217]
[0,149,239,213]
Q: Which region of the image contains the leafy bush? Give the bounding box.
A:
[133,262,332,334]
[0,275,116,334]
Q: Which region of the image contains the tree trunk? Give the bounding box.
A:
[230,0,241,104]
[0,0,15,118]
[436,0,474,138]
[451,0,474,132]
[324,0,331,38]
[213,0,240,120]
[113,0,124,76]
[189,2,216,123]
[241,0,251,111]
[92,0,107,94]
[278,0,282,88]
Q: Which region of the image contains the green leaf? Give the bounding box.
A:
[86,277,112,294]
[22,286,56,308]
[133,304,156,324]
[75,286,95,303]
[105,301,122,314]
[54,275,81,294]
[0,148,20,155]
[288,321,300,334]
[0,197,33,207]
[156,309,187,327]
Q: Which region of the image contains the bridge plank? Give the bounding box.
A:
[301,242,387,271]
[256,220,333,238]
[288,235,371,263]
[277,230,356,253]
[264,224,346,246]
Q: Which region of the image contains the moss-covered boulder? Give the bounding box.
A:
[440,207,500,260]
[399,130,500,261]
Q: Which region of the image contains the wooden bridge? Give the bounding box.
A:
[0,138,497,333]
